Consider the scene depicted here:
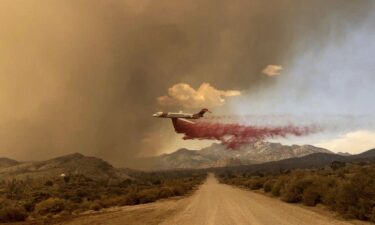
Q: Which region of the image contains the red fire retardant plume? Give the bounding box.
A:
[173,119,319,149]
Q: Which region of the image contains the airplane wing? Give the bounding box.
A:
[178,118,195,124]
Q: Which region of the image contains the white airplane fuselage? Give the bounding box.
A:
[153,111,195,119]
[153,108,211,135]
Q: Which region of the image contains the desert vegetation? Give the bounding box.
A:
[217,159,375,222]
[0,170,206,223]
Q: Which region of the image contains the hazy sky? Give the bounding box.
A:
[1,0,374,165]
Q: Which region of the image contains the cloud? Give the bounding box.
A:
[262,65,283,76]
[157,83,240,109]
[316,130,375,154]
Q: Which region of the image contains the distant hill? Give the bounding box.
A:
[0,157,19,168]
[140,142,333,170]
[214,148,375,173]
[337,152,351,156]
[1,147,374,180]
[0,153,130,180]
[352,148,375,159]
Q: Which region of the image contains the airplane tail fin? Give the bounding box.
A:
[193,108,211,118]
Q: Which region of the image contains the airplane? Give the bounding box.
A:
[153,108,211,134]
[153,108,211,119]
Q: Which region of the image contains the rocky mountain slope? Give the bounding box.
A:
[0,153,130,180]
[144,142,333,170]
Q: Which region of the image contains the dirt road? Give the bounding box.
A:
[59,174,369,225]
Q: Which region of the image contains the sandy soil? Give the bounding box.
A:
[56,174,371,225]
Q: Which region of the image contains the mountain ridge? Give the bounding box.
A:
[0,147,374,180]
[141,141,334,170]
[215,147,375,173]
[0,153,130,180]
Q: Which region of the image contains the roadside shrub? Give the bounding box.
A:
[370,208,375,223]
[137,188,160,204]
[334,172,375,220]
[0,206,27,222]
[319,177,338,206]
[63,201,79,213]
[281,178,313,203]
[170,185,186,196]
[159,187,174,198]
[100,197,117,208]
[124,192,139,205]
[263,179,275,193]
[302,186,320,206]
[281,183,302,203]
[90,202,103,211]
[34,198,67,216]
[246,177,264,190]
[271,178,286,197]
[79,200,102,212]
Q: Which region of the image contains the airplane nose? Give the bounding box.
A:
[153,112,164,117]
